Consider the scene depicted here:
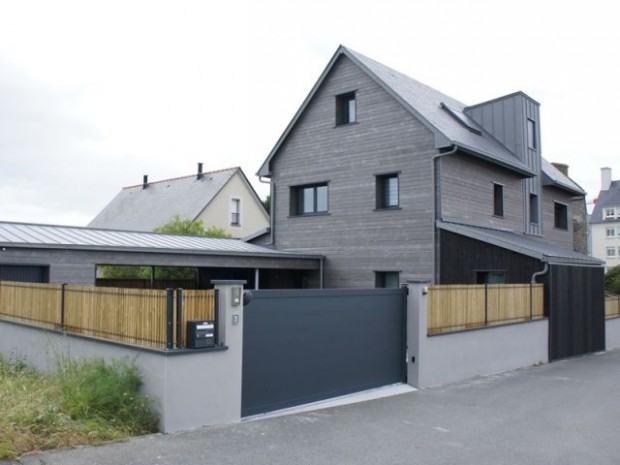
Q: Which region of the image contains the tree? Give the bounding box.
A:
[153,216,232,238]
[262,195,270,214]
[606,265,620,295]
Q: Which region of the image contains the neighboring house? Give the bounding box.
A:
[89,165,269,239]
[590,167,620,271]
[257,45,601,289]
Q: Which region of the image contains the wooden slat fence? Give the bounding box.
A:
[177,290,217,348]
[0,280,62,329]
[64,285,169,348]
[428,283,544,335]
[606,294,620,318]
[0,280,216,350]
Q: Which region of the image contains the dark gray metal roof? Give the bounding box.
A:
[591,180,620,224]
[541,159,585,196]
[88,167,239,231]
[438,221,603,267]
[0,221,322,260]
[258,45,534,178]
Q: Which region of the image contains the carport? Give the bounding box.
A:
[0,221,322,289]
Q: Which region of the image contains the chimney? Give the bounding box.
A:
[601,167,612,191]
[197,163,203,180]
[142,175,148,189]
[551,162,569,177]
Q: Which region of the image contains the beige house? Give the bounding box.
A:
[590,167,620,271]
[89,164,269,239]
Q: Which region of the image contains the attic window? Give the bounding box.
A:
[336,92,356,125]
[440,102,482,135]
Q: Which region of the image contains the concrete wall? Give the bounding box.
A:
[606,317,620,351]
[406,282,548,388]
[0,281,246,433]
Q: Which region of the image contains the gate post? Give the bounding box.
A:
[406,281,431,389]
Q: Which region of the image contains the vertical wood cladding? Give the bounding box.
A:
[271,55,437,287]
[439,230,542,284]
[548,265,605,360]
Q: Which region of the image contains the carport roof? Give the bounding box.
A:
[438,221,603,267]
[0,221,323,260]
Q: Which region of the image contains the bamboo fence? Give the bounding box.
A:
[0,280,62,329]
[428,283,544,334]
[63,285,169,348]
[0,280,216,350]
[605,295,620,318]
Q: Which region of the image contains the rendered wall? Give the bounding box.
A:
[0,282,245,433]
[606,317,620,350]
[406,283,548,389]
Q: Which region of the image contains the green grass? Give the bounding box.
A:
[0,354,159,460]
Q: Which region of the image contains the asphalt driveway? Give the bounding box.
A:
[13,349,620,465]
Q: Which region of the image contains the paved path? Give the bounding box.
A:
[13,349,620,465]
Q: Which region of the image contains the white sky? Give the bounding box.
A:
[0,0,618,226]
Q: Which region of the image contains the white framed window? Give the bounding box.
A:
[605,208,616,219]
[231,198,240,226]
[607,247,616,258]
[606,227,616,239]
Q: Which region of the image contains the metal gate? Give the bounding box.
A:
[242,288,407,417]
[547,265,606,360]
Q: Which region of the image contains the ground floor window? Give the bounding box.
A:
[375,271,400,288]
[476,270,507,284]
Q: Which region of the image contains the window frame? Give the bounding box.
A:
[606,247,617,258]
[335,91,357,126]
[290,183,329,216]
[606,227,616,239]
[554,201,569,230]
[230,198,241,226]
[527,118,537,149]
[375,172,400,210]
[493,182,504,217]
[375,271,400,289]
[529,193,539,224]
[476,270,507,284]
[605,208,616,219]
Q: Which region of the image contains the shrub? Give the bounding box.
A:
[606,265,620,295]
[54,357,158,434]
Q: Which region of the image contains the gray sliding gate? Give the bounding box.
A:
[242,288,407,417]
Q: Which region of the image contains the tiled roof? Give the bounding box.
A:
[591,180,620,224]
[88,167,238,231]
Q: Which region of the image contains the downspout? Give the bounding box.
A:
[530,262,549,284]
[259,176,274,246]
[432,145,458,284]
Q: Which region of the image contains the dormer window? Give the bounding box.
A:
[605,208,616,219]
[336,92,356,125]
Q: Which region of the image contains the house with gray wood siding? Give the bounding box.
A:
[257,45,600,289]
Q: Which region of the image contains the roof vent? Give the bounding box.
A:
[142,175,148,189]
[197,163,203,180]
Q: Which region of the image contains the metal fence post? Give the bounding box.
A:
[176,288,183,349]
[484,283,488,326]
[61,283,67,331]
[529,282,533,320]
[166,288,174,349]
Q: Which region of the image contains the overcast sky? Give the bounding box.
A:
[0,0,618,226]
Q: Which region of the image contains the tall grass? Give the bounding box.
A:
[0,355,159,460]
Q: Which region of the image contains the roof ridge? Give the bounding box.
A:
[123,166,239,189]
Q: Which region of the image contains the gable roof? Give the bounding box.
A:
[89,167,241,231]
[0,221,321,260]
[591,180,620,224]
[258,45,534,178]
[438,221,602,267]
[541,159,586,196]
